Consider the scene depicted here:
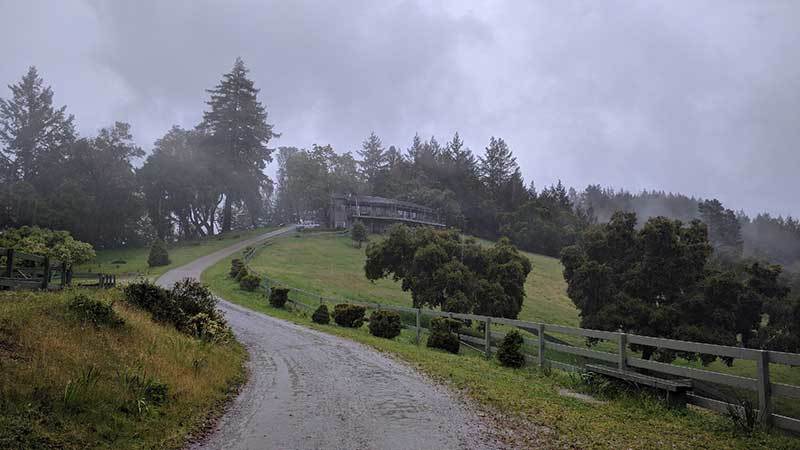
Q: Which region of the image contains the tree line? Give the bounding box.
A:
[1,59,275,248]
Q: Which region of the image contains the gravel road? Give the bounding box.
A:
[157,227,503,450]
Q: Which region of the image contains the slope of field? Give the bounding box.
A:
[246,232,580,326]
[0,288,246,449]
[203,248,800,449]
[75,227,276,278]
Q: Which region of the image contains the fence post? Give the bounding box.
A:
[757,350,772,425]
[618,332,628,371]
[484,317,492,357]
[97,273,102,288]
[415,308,421,345]
[537,323,546,368]
[41,256,50,290]
[5,249,13,279]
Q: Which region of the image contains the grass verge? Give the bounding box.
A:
[75,227,277,278]
[0,288,246,449]
[203,250,800,449]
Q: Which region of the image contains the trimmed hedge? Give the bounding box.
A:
[147,240,171,267]
[269,287,290,308]
[333,304,366,328]
[497,330,525,368]
[426,317,461,354]
[229,259,245,278]
[368,310,402,339]
[239,273,261,291]
[312,304,330,324]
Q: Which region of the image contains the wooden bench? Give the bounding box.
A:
[586,364,693,406]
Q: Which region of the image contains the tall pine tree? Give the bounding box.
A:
[0,66,75,182]
[358,131,386,191]
[199,58,277,233]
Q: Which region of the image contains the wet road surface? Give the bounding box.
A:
[157,227,503,450]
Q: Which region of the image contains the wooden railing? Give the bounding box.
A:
[254,269,800,434]
[0,248,115,290]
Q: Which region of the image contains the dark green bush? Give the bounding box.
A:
[269,287,289,308]
[123,278,230,342]
[147,240,171,267]
[312,304,330,324]
[239,273,261,291]
[68,294,124,327]
[368,310,402,339]
[426,317,461,354]
[229,259,245,278]
[497,330,525,368]
[333,304,366,328]
[111,259,127,264]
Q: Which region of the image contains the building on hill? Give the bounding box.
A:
[329,194,446,232]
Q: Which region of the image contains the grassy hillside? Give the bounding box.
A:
[203,252,799,449]
[0,288,246,449]
[245,232,580,326]
[75,227,276,278]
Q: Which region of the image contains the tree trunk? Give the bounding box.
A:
[221,194,233,233]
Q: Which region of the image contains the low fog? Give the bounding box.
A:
[1,0,799,217]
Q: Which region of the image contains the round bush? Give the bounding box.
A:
[333,304,366,328]
[368,310,402,339]
[426,317,461,354]
[269,287,290,308]
[229,259,245,278]
[68,294,124,327]
[147,240,171,267]
[497,330,525,368]
[239,273,261,291]
[312,304,330,324]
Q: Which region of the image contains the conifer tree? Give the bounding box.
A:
[0,66,75,181]
[358,132,386,190]
[199,58,277,233]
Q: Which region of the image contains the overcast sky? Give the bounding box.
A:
[1,0,798,217]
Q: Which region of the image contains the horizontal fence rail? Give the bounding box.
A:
[0,247,115,291]
[239,241,800,434]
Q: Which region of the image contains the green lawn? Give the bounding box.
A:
[75,227,277,278]
[203,250,800,449]
[245,232,580,326]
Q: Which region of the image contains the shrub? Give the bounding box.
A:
[269,287,289,308]
[229,259,245,278]
[68,294,124,327]
[186,312,233,343]
[426,317,461,354]
[171,278,217,317]
[312,304,330,324]
[147,240,171,267]
[111,259,127,264]
[333,304,366,328]
[123,278,231,342]
[124,280,183,326]
[239,273,261,291]
[234,265,249,281]
[368,310,402,339]
[497,330,525,368]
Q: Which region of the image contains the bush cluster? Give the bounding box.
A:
[239,273,261,291]
[426,317,461,354]
[497,330,525,368]
[269,287,289,308]
[68,294,124,327]
[368,310,402,339]
[312,304,330,324]
[147,240,171,267]
[333,304,366,328]
[123,279,232,343]
[229,259,245,278]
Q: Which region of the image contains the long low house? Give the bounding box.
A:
[329,194,446,232]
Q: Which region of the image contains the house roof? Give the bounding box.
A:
[331,193,435,212]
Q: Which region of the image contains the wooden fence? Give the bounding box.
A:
[0,248,116,290]
[254,271,800,434]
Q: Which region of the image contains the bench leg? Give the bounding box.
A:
[667,390,687,408]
